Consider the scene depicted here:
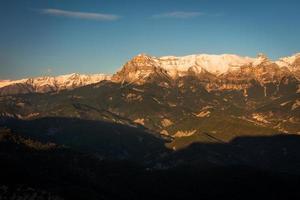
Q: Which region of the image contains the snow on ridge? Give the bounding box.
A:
[133,52,300,76]
[2,52,299,89]
[0,79,28,88]
[276,53,300,68]
[118,53,299,79]
[158,54,257,75]
[0,73,111,89]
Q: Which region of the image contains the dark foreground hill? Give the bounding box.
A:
[1,119,300,199]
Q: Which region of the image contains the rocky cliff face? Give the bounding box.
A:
[112,53,300,97]
[111,54,171,85]
[112,53,259,81]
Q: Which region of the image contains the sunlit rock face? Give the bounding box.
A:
[1,52,299,96]
[111,54,170,85]
[111,53,299,98]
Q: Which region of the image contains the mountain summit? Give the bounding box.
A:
[111,54,170,84]
[1,52,300,95]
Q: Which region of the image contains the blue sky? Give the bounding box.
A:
[1,0,300,79]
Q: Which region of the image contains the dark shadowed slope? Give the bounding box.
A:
[0,117,167,162]
[1,127,300,199]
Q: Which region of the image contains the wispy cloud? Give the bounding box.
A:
[39,8,120,21]
[152,11,204,19]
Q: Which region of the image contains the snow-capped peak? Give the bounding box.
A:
[252,53,271,66]
[114,53,297,81]
[2,52,299,95]
[159,54,257,75]
[0,73,111,92]
[276,53,300,68]
[0,78,29,88]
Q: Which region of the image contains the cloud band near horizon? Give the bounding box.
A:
[152,11,204,19]
[39,8,120,21]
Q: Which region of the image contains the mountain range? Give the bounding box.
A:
[0,53,299,139]
[1,53,299,94]
[1,52,300,199]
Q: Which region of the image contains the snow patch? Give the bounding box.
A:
[196,110,211,118]
[160,130,169,136]
[292,100,300,110]
[134,118,145,125]
[276,53,300,67]
[161,118,173,127]
[159,54,256,75]
[174,130,197,138]
[280,101,291,106]
[125,93,143,102]
[252,113,270,124]
[0,73,111,90]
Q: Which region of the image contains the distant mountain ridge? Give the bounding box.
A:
[0,73,111,95]
[1,52,300,96]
